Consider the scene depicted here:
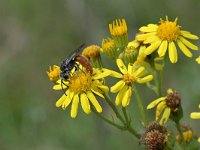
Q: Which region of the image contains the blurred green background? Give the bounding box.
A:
[0,0,200,149]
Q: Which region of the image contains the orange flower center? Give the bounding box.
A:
[69,71,92,94]
[123,73,135,85]
[157,18,180,41]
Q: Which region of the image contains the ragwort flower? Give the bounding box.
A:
[109,18,128,48]
[82,45,101,60]
[101,37,118,59]
[53,68,111,118]
[147,89,181,125]
[110,59,153,107]
[190,104,200,142]
[47,65,61,83]
[136,16,199,63]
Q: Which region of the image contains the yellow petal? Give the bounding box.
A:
[111,80,125,93]
[136,75,153,84]
[196,56,200,64]
[139,24,158,32]
[177,40,192,57]
[128,63,134,74]
[122,86,132,107]
[97,85,109,93]
[179,36,198,50]
[143,35,160,44]
[190,112,200,119]
[167,88,173,94]
[198,138,200,143]
[80,92,91,114]
[168,41,178,63]
[87,91,102,113]
[110,70,123,78]
[134,67,145,77]
[115,85,128,106]
[92,69,111,79]
[147,97,166,109]
[91,87,105,99]
[157,40,168,57]
[145,40,161,55]
[56,94,67,107]
[156,101,166,120]
[53,84,67,90]
[116,59,127,74]
[181,31,199,40]
[136,32,157,41]
[159,107,171,125]
[70,94,79,118]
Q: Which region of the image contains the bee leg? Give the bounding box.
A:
[75,62,86,74]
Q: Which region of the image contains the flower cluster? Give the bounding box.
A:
[46,16,200,148]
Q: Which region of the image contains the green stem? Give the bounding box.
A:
[134,86,147,125]
[91,107,125,130]
[104,93,125,123]
[175,121,186,150]
[157,70,163,97]
[103,93,140,138]
[122,107,129,124]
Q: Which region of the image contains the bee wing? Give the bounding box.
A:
[65,43,85,64]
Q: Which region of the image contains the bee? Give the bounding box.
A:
[60,43,93,94]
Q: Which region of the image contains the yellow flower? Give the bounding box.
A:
[101,37,117,59]
[109,19,128,37]
[136,16,199,63]
[110,59,153,107]
[47,65,61,82]
[147,89,181,125]
[109,19,128,48]
[53,68,111,118]
[195,56,200,64]
[82,45,101,60]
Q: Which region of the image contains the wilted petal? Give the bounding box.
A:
[147,97,166,109]
[156,101,166,121]
[159,107,171,125]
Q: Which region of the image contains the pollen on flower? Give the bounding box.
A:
[69,71,92,94]
[82,45,101,60]
[47,65,61,82]
[157,17,181,41]
[123,73,135,85]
